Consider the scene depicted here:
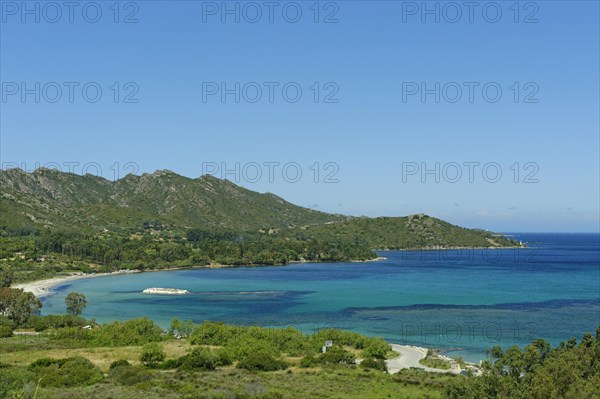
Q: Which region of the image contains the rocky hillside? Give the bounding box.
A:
[0,168,341,233]
[0,168,519,250]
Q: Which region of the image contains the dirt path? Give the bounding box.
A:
[386,344,460,374]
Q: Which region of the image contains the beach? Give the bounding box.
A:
[12,270,139,298]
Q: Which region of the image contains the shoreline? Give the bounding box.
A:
[377,245,525,251]
[12,270,140,298]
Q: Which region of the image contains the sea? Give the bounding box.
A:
[41,233,600,362]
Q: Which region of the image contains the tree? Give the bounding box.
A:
[0,288,42,325]
[65,292,87,316]
[140,343,165,367]
[0,269,14,288]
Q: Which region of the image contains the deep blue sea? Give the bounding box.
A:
[42,233,600,362]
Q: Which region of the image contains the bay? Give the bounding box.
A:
[41,233,600,362]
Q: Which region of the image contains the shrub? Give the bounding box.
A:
[191,321,239,346]
[109,359,131,370]
[311,329,366,350]
[360,357,387,371]
[0,315,15,329]
[236,352,287,372]
[26,314,89,331]
[28,357,63,371]
[140,343,166,367]
[51,326,92,342]
[362,338,390,359]
[215,348,233,366]
[0,325,13,337]
[159,358,183,369]
[318,346,355,366]
[29,357,102,387]
[110,365,151,386]
[300,356,316,368]
[226,337,280,360]
[93,317,163,346]
[179,347,218,371]
[0,367,36,399]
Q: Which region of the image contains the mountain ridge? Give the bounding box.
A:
[0,168,343,233]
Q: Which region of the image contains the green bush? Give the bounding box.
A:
[360,357,387,371]
[159,358,183,369]
[29,357,102,387]
[0,325,13,337]
[0,367,35,399]
[53,326,95,345]
[50,318,165,347]
[215,348,233,366]
[109,365,151,386]
[140,343,166,367]
[26,314,89,331]
[179,347,218,371]
[318,346,355,366]
[226,337,280,360]
[236,352,287,372]
[28,357,63,371]
[109,359,131,370]
[362,338,390,359]
[311,328,367,350]
[191,321,239,346]
[0,315,15,328]
[93,317,163,346]
[300,356,316,368]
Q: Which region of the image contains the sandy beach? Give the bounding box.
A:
[12,270,139,298]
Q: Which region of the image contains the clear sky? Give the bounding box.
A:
[1,1,599,232]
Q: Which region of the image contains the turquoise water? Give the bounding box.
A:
[42,233,599,362]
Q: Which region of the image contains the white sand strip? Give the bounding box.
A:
[12,270,138,298]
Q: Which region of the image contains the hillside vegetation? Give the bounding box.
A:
[1,310,597,399]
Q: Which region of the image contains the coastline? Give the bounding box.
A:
[12,270,140,298]
[378,245,525,251]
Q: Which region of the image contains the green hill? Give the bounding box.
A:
[296,214,517,249]
[0,169,520,282]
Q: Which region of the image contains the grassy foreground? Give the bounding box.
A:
[1,315,598,399]
[0,333,451,399]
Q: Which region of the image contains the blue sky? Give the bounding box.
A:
[1,1,599,232]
